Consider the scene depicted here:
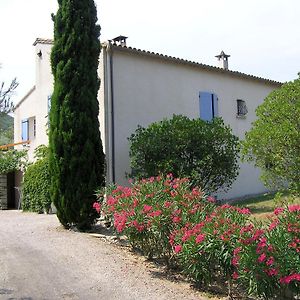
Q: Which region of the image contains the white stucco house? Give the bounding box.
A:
[14,36,282,200]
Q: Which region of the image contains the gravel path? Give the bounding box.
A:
[0,210,209,300]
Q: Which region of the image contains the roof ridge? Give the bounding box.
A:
[108,44,282,86]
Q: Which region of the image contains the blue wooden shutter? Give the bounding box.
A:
[213,94,218,117]
[21,119,29,141]
[199,92,213,121]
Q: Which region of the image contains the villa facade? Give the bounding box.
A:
[14,37,282,200]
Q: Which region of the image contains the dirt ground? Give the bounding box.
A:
[0,210,220,300]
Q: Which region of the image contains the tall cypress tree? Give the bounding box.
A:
[49,0,105,230]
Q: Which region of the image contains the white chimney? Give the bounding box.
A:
[215,51,230,70]
[111,35,128,47]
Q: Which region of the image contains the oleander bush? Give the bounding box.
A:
[234,205,300,299]
[94,176,300,299]
[101,175,216,261]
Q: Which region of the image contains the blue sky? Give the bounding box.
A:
[0,0,299,102]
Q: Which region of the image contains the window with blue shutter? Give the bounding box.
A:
[199,92,218,121]
[21,119,29,141]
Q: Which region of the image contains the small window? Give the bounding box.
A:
[237,99,248,117]
[21,119,29,141]
[199,92,218,121]
[33,118,36,137]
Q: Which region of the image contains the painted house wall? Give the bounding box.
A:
[104,47,279,199]
[14,42,53,161]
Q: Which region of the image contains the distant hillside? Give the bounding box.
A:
[0,113,13,145]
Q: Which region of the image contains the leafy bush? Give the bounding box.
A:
[129,115,239,194]
[23,145,51,213]
[242,76,300,194]
[0,149,27,174]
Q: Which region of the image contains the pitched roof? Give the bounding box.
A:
[33,38,54,46]
[33,38,282,86]
[106,43,282,86]
[14,86,36,110]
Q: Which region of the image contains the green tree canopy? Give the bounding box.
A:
[129,115,240,194]
[49,0,105,230]
[242,76,300,193]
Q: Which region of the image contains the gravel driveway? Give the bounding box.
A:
[0,210,209,300]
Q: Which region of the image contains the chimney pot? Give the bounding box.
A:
[215,50,230,70]
[111,35,128,47]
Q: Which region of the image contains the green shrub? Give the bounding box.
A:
[0,149,27,174]
[128,115,239,194]
[23,145,51,213]
[242,76,300,194]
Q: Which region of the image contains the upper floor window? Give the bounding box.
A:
[199,92,218,121]
[237,99,248,117]
[21,117,36,142]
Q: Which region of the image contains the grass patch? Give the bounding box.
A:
[231,192,300,221]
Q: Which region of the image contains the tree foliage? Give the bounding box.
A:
[242,76,300,193]
[0,149,27,174]
[23,145,51,213]
[49,0,105,229]
[0,113,13,145]
[0,75,18,113]
[129,115,239,194]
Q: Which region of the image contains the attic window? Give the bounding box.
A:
[237,99,248,117]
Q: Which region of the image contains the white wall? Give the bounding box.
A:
[14,42,53,161]
[108,48,279,199]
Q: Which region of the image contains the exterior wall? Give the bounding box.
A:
[109,49,278,199]
[0,174,7,209]
[14,42,53,161]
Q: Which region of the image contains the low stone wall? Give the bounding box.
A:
[0,174,7,209]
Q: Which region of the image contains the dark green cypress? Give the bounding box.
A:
[49,0,105,230]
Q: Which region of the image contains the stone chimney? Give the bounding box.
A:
[111,35,128,47]
[215,51,230,70]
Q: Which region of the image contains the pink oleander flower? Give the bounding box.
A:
[148,210,162,217]
[288,204,300,213]
[207,196,216,203]
[265,268,278,276]
[195,234,206,244]
[93,202,101,213]
[172,216,181,223]
[107,196,118,206]
[233,247,241,256]
[164,201,172,208]
[274,207,284,215]
[280,274,300,284]
[269,219,279,230]
[266,256,275,266]
[174,245,182,253]
[238,207,251,215]
[232,271,239,280]
[143,204,153,213]
[258,253,267,263]
[232,257,239,267]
